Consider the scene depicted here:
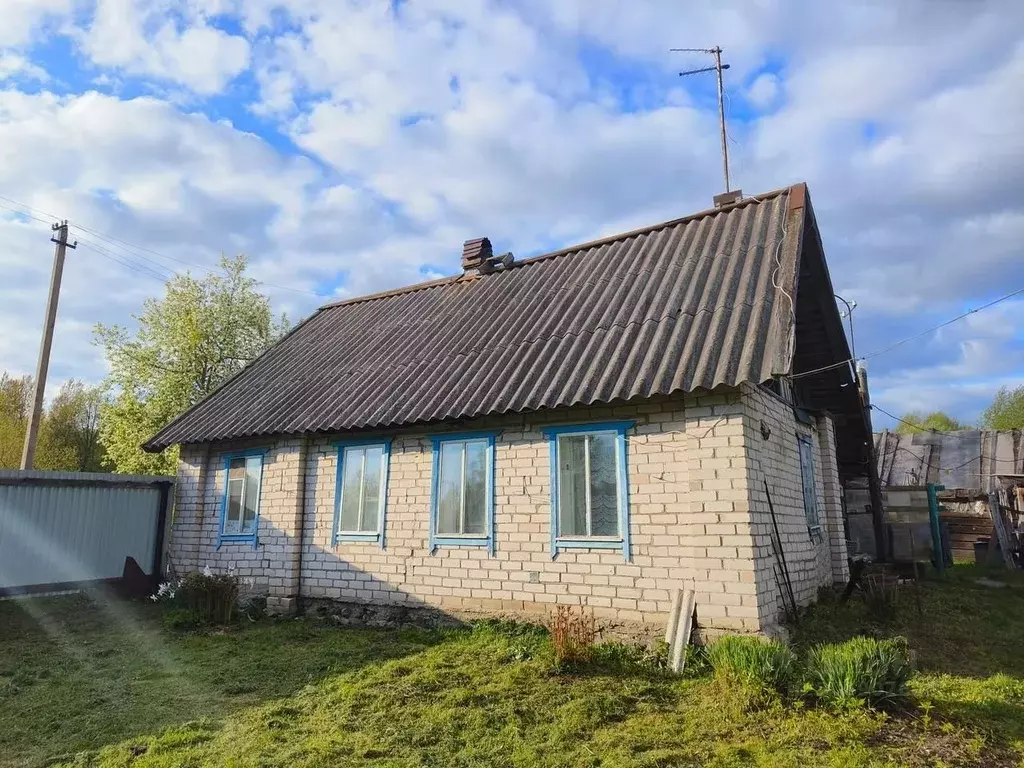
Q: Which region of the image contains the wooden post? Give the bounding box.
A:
[926,483,945,576]
[988,492,1018,570]
[857,363,888,561]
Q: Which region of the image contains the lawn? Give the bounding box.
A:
[1,565,1022,768]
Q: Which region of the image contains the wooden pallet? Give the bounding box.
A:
[940,513,994,561]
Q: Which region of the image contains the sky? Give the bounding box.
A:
[1,0,1022,428]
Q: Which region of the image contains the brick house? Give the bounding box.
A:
[146,183,871,637]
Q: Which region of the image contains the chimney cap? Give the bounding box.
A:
[713,189,743,208]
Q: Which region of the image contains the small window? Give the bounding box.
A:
[219,452,264,547]
[429,433,497,552]
[543,421,633,560]
[334,441,390,544]
[797,434,820,531]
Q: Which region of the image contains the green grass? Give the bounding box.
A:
[1,565,1022,767]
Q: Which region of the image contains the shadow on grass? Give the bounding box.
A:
[0,593,446,767]
[792,564,1024,761]
[793,564,1024,679]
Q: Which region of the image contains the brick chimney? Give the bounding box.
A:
[462,237,493,272]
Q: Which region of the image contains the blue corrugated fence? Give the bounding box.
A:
[0,470,172,595]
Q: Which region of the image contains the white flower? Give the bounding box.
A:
[202,565,214,577]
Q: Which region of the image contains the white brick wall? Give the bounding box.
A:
[739,383,849,633]
[167,386,846,634]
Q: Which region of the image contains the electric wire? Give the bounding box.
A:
[789,284,1024,380]
[870,404,977,441]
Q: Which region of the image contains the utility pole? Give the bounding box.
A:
[21,221,76,470]
[672,46,732,192]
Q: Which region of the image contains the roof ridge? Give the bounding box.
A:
[321,184,795,311]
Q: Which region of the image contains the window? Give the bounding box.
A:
[334,440,391,545]
[542,421,633,560]
[429,432,497,553]
[218,451,265,548]
[797,434,820,532]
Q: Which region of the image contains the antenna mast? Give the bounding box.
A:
[671,46,732,193]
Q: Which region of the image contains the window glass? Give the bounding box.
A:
[242,456,260,533]
[435,439,489,536]
[223,455,260,537]
[337,445,386,534]
[556,432,620,538]
[361,445,383,531]
[588,433,619,536]
[225,459,245,534]
[437,441,463,534]
[463,441,487,534]
[558,435,588,536]
[338,448,364,531]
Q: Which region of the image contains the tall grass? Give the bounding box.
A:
[706,636,796,701]
[548,606,597,667]
[804,636,912,710]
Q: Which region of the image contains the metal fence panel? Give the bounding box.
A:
[0,471,170,592]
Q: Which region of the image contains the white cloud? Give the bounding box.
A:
[0,0,72,47]
[746,73,779,109]
[78,0,251,94]
[0,53,48,81]
[0,0,1021,428]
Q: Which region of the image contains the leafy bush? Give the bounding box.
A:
[548,606,597,668]
[706,635,796,700]
[804,636,912,710]
[152,567,243,626]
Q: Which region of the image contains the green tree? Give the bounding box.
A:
[981,386,1024,430]
[894,410,967,435]
[36,380,107,472]
[94,255,287,475]
[0,372,32,468]
[0,374,106,470]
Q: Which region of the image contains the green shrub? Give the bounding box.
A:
[804,636,912,710]
[706,635,796,699]
[178,571,240,624]
[162,607,200,631]
[862,571,900,620]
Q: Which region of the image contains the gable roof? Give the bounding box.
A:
[146,184,814,451]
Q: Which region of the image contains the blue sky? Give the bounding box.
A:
[1,0,1022,427]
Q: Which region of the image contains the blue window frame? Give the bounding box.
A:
[428,431,498,554]
[797,434,821,534]
[217,449,267,550]
[542,421,634,561]
[333,439,391,547]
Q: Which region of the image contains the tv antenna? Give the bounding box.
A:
[671,46,732,193]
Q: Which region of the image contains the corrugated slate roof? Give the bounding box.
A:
[146,186,804,450]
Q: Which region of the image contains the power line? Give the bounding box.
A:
[0,192,331,298]
[789,283,1024,380]
[870,404,977,440]
[865,286,1024,361]
[0,199,53,226]
[76,238,175,283]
